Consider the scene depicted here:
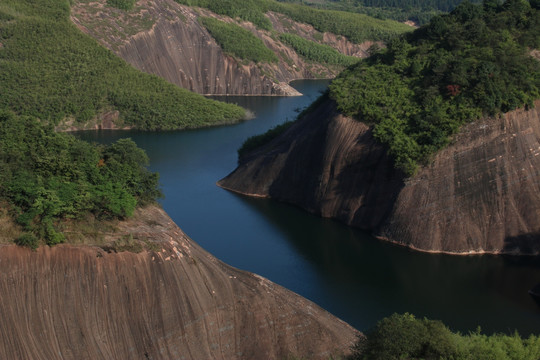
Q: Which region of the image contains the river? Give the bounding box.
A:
[77,80,540,336]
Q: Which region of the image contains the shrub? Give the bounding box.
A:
[14,233,39,250]
[200,17,278,63]
[350,313,540,360]
[279,33,359,66]
[0,111,162,245]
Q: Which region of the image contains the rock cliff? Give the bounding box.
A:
[70,0,369,96]
[219,98,540,255]
[0,206,358,359]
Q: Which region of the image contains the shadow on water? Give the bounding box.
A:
[230,192,540,335]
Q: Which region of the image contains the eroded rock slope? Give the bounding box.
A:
[0,206,358,359]
[71,0,370,95]
[219,98,540,255]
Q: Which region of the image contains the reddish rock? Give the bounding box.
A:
[0,206,359,359]
[219,98,540,255]
[70,0,367,96]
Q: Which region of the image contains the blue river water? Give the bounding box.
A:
[77,80,540,336]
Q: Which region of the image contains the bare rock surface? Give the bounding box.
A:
[0,206,358,359]
[70,0,365,96]
[219,99,540,255]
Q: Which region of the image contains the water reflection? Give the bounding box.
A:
[233,194,540,335]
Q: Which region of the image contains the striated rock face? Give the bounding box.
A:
[219,98,540,255]
[0,206,358,359]
[70,0,367,96]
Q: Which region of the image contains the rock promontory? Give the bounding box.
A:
[219,98,540,255]
[0,206,358,359]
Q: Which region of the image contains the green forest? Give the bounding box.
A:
[0,111,161,249]
[200,17,278,63]
[348,313,540,360]
[0,0,245,130]
[330,0,540,175]
[277,0,482,24]
[0,0,250,248]
[174,0,411,42]
[279,33,360,66]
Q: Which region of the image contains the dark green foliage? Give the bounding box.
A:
[356,313,457,359]
[330,0,540,175]
[238,121,294,158]
[350,313,540,360]
[200,17,278,63]
[0,0,245,130]
[106,0,137,11]
[14,233,39,250]
[175,0,273,30]
[238,91,329,158]
[0,111,162,246]
[175,0,412,43]
[277,0,482,25]
[268,2,412,42]
[279,33,359,66]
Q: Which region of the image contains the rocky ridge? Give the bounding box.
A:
[219,98,540,255]
[0,206,359,359]
[70,0,371,96]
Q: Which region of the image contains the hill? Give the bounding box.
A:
[218,0,540,254]
[0,0,245,130]
[70,0,412,96]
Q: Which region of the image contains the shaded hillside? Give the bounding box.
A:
[219,96,540,255]
[70,0,409,95]
[0,206,359,359]
[0,0,245,130]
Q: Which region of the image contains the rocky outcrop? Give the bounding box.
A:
[0,206,358,359]
[70,0,366,96]
[219,98,540,255]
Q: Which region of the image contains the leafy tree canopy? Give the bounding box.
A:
[0,111,161,247]
[349,313,540,360]
[330,0,540,175]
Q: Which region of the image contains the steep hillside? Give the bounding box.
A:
[0,206,359,359]
[218,0,540,254]
[70,0,408,95]
[218,97,540,255]
[0,0,245,130]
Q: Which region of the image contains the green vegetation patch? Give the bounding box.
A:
[238,91,329,159]
[106,0,137,11]
[176,0,411,43]
[268,1,412,43]
[330,0,540,176]
[0,110,161,246]
[276,0,477,25]
[238,121,294,158]
[0,0,245,130]
[279,33,359,66]
[175,0,273,30]
[350,313,540,360]
[200,17,278,63]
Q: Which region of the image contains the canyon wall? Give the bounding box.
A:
[70,0,369,96]
[0,206,358,359]
[219,99,540,255]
